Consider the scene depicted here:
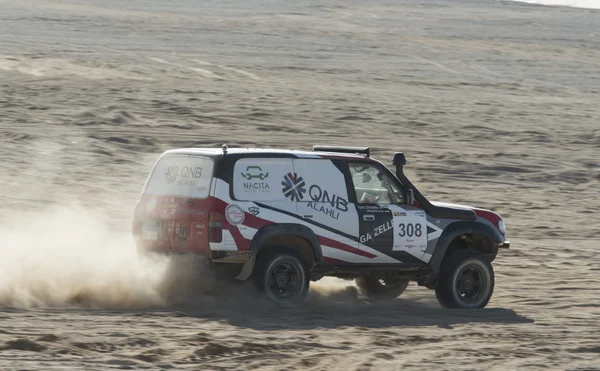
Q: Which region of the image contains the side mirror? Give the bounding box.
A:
[406,189,415,205]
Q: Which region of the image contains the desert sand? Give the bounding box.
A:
[1,0,599,369]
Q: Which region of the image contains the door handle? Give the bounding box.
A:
[363,215,375,221]
[303,214,313,219]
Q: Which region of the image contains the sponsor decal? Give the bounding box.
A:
[306,184,349,220]
[357,205,389,213]
[308,185,348,211]
[307,202,340,220]
[282,172,349,220]
[243,182,269,192]
[165,165,179,184]
[225,204,245,225]
[282,172,306,201]
[240,166,270,193]
[415,210,426,217]
[241,166,269,181]
[248,206,260,216]
[393,211,407,217]
[198,210,205,219]
[165,164,203,186]
[360,220,393,244]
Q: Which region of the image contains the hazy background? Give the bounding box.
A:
[0,0,599,369]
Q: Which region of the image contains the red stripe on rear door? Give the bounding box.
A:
[318,235,377,259]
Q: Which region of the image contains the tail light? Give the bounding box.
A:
[208,212,223,243]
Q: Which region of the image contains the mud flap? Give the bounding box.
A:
[234,255,256,280]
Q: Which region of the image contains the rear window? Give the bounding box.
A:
[144,155,214,198]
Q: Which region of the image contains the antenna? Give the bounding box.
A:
[222,144,228,154]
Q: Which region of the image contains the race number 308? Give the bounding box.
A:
[398,223,422,237]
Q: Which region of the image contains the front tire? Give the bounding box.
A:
[355,276,410,301]
[253,247,309,304]
[435,250,495,309]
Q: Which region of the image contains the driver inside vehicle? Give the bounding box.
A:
[350,163,403,205]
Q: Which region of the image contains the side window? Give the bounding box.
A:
[233,158,294,201]
[349,163,404,205]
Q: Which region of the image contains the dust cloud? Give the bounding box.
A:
[0,203,169,309]
[0,202,356,310]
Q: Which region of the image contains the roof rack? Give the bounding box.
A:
[312,145,370,158]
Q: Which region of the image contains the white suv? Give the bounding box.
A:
[132,145,509,308]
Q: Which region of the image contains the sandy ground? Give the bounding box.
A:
[1,0,600,369]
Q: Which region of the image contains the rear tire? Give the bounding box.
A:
[253,247,309,304]
[355,276,409,301]
[435,249,495,309]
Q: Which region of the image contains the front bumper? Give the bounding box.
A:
[498,241,510,249]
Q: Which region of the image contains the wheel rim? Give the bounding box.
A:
[455,264,488,304]
[268,262,301,299]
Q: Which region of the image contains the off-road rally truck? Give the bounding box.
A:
[132,145,509,309]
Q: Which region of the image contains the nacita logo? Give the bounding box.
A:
[241,166,269,180]
[282,172,306,201]
[241,165,270,193]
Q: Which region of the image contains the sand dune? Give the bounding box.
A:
[1,0,600,369]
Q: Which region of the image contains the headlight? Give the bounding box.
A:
[498,219,506,235]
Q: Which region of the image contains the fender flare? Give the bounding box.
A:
[249,223,323,264]
[429,221,504,274]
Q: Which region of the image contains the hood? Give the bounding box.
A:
[431,201,504,230]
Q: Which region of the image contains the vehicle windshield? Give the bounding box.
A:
[144,155,214,198]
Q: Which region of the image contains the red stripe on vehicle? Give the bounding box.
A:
[318,235,377,259]
[224,226,251,251]
[211,198,274,230]
[474,209,501,226]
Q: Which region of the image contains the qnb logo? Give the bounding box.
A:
[165,165,179,184]
[282,172,306,201]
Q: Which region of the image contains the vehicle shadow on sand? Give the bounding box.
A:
[132,284,533,331]
[0,281,532,331]
[177,304,532,331]
[0,295,532,332]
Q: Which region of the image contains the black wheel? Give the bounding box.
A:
[253,247,309,303]
[355,276,410,300]
[435,250,495,309]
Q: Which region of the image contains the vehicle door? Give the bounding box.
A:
[292,159,360,264]
[348,162,427,263]
[139,154,215,255]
